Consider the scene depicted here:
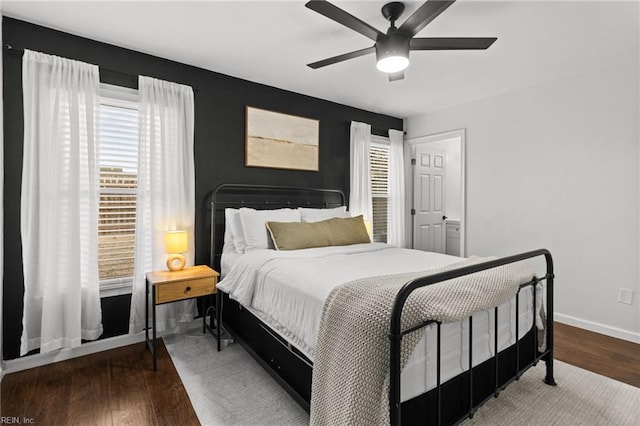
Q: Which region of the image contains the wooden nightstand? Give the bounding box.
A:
[145,265,220,371]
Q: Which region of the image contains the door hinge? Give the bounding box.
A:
[411,208,416,215]
[411,158,416,165]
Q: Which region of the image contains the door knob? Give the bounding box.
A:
[442,215,448,220]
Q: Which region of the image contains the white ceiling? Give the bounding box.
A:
[2,1,638,118]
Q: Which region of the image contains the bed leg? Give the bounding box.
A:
[543,254,557,387]
[544,358,557,386]
[543,308,557,386]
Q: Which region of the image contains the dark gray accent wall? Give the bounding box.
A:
[1,17,403,360]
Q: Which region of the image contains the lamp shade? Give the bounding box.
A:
[165,230,188,254]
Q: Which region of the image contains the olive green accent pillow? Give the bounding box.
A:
[266,215,371,251]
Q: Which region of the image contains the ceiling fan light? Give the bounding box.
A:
[375,36,410,74]
[376,55,409,73]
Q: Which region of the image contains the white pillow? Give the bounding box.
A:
[223,208,244,254]
[299,206,349,223]
[239,207,301,251]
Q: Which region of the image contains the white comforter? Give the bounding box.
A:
[218,243,468,357]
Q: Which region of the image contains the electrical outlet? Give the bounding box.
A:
[617,288,634,305]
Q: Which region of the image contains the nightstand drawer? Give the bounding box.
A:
[156,277,216,304]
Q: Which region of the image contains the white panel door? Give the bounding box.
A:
[413,145,446,253]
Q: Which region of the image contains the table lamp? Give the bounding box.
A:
[165,230,188,271]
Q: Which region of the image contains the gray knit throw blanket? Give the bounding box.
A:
[309,256,535,426]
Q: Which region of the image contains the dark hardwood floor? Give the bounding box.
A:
[0,340,199,425]
[1,322,638,425]
[554,322,640,388]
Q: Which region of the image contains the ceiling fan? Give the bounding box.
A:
[305,0,497,81]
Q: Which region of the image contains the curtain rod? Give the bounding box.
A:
[372,127,406,136]
[356,123,405,136]
[3,43,200,93]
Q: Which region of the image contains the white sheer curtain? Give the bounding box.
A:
[129,76,196,333]
[21,50,103,355]
[388,129,407,247]
[349,121,372,222]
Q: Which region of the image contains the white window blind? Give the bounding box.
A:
[370,143,389,243]
[98,99,139,285]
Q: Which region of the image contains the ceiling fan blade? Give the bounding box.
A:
[397,1,456,38]
[307,46,376,69]
[388,71,404,82]
[410,37,497,50]
[305,0,384,42]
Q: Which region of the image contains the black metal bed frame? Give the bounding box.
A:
[208,183,557,425]
[389,249,556,425]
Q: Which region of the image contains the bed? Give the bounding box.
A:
[207,183,556,425]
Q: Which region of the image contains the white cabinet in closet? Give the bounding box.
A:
[445,220,461,257]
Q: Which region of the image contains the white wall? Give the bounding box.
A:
[406,58,640,342]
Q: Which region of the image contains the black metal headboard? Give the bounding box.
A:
[209,184,346,271]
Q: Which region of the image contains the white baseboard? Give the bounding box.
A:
[3,333,146,375]
[555,313,640,344]
[2,318,203,375]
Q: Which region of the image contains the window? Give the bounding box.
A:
[98,85,139,293]
[370,139,389,243]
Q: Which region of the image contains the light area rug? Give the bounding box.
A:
[164,333,640,426]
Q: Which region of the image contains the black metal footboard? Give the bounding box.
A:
[389,249,556,426]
